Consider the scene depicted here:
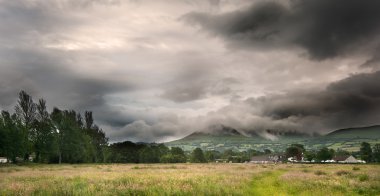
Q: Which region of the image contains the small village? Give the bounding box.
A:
[250,154,366,164]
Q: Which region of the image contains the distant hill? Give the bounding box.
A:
[306,125,380,152]
[165,125,380,152]
[325,125,380,139]
[166,125,308,152]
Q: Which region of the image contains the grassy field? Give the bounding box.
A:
[0,164,379,196]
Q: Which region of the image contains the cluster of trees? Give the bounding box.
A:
[359,142,380,163]
[107,141,186,163]
[285,142,380,163]
[107,141,192,163]
[0,91,108,163]
[108,141,275,163]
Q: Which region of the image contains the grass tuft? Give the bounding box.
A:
[352,166,360,171]
[335,170,350,176]
[358,174,369,182]
[314,170,327,175]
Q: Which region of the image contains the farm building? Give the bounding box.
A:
[0,157,8,163]
[250,154,284,164]
[332,155,364,163]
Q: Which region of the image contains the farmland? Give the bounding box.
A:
[0,164,379,195]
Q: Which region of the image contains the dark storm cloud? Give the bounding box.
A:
[251,71,380,132]
[184,0,380,60]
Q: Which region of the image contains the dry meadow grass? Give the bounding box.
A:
[0,163,379,195]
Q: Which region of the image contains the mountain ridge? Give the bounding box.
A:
[166,125,380,152]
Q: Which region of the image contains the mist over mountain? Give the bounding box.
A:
[166,124,380,152]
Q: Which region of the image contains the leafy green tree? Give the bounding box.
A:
[170,147,186,162]
[34,99,58,163]
[316,147,334,161]
[83,111,108,162]
[109,141,145,163]
[139,146,160,163]
[303,150,316,161]
[14,90,37,160]
[0,111,27,163]
[51,108,64,164]
[51,109,94,163]
[373,144,380,163]
[0,116,6,157]
[205,151,216,162]
[191,148,206,163]
[14,91,36,129]
[360,142,373,163]
[161,147,187,163]
[286,144,305,161]
[222,149,235,159]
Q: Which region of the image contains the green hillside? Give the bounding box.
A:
[308,125,380,151]
[325,125,380,139]
[165,125,380,152]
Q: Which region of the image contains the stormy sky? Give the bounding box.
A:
[1,0,380,142]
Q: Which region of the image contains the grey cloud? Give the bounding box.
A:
[360,49,380,70]
[252,71,380,132]
[161,84,207,103]
[183,0,380,60]
[160,59,239,103]
[160,65,209,102]
[0,48,134,129]
[161,77,238,103]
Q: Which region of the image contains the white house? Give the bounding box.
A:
[0,157,8,163]
[333,155,363,163]
[251,154,285,164]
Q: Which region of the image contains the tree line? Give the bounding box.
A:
[108,142,272,163]
[0,91,260,164]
